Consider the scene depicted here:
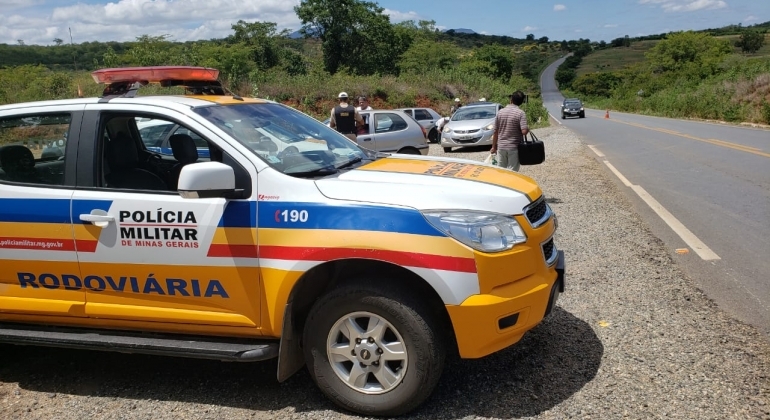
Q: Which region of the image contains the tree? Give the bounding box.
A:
[229,20,282,70]
[645,31,732,78]
[526,34,535,41]
[53,38,64,46]
[398,40,458,73]
[128,35,174,66]
[736,30,765,54]
[295,0,406,75]
[460,44,514,81]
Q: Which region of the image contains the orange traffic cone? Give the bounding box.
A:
[604,109,610,119]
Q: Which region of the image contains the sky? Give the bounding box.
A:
[0,0,768,46]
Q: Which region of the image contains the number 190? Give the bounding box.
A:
[281,209,308,223]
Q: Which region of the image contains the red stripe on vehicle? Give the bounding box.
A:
[0,237,76,252]
[259,246,477,273]
[207,244,259,258]
[75,240,98,253]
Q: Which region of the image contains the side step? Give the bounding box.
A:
[0,323,279,362]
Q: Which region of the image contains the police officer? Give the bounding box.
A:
[330,92,364,141]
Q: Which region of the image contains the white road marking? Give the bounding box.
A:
[630,185,721,261]
[603,161,633,187]
[587,144,605,157]
[549,113,562,125]
[592,144,721,261]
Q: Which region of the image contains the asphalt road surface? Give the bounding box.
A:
[541,56,770,335]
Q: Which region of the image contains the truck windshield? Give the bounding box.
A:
[194,103,369,177]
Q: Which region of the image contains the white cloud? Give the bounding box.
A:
[2,0,313,44]
[523,25,538,31]
[638,0,727,12]
[382,8,421,22]
[553,4,567,11]
[604,24,619,27]
[744,15,758,22]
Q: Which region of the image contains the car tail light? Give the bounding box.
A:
[420,126,427,140]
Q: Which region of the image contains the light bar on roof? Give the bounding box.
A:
[91,66,220,84]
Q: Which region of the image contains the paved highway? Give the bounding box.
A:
[540,57,770,334]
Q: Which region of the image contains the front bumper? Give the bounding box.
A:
[446,250,565,359]
[440,130,494,148]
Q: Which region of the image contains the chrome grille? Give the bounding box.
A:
[541,237,558,266]
[524,196,552,228]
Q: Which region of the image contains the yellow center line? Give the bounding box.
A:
[607,118,770,158]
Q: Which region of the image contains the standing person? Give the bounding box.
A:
[330,92,364,141]
[355,96,373,111]
[450,97,463,114]
[490,91,529,172]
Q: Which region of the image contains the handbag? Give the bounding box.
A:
[518,131,545,165]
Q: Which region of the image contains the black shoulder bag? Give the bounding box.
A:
[518,131,545,165]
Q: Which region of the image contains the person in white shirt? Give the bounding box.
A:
[435,116,449,133]
[355,96,373,111]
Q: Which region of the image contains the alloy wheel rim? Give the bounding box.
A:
[326,311,408,394]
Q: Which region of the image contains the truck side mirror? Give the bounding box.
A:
[177,161,243,199]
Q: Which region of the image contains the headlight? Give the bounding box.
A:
[442,126,452,133]
[580,107,584,111]
[422,211,527,253]
[484,123,495,130]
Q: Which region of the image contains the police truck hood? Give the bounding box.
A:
[315,155,540,214]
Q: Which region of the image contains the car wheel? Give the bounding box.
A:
[397,147,421,155]
[580,112,585,118]
[303,282,446,417]
[442,147,452,153]
[561,114,565,119]
[428,129,439,143]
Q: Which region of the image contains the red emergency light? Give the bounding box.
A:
[91,66,219,84]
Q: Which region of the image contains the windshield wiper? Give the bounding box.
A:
[286,166,339,178]
[336,156,366,170]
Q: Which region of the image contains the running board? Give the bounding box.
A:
[0,323,279,362]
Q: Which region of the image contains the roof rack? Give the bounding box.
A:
[91,66,242,100]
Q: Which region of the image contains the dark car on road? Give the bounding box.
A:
[562,99,585,119]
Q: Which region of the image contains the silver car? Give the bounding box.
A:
[356,109,429,155]
[440,102,502,153]
[395,107,443,143]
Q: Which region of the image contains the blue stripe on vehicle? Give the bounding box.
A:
[0,198,71,223]
[218,201,257,228]
[72,200,113,224]
[257,202,444,236]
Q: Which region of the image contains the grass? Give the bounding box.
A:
[576,41,657,76]
[577,35,770,77]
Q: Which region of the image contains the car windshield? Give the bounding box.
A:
[194,103,370,178]
[565,101,582,107]
[451,105,497,121]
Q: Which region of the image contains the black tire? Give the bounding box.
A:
[442,146,452,153]
[428,128,439,143]
[580,112,585,118]
[303,282,446,417]
[397,147,421,155]
[561,114,565,119]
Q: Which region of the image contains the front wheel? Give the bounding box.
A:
[442,146,452,153]
[428,128,439,143]
[303,283,446,417]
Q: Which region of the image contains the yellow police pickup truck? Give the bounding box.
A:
[0,66,564,416]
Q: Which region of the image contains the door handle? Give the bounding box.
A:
[79,210,114,228]
[360,138,372,141]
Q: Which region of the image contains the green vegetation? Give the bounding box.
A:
[560,23,770,125]
[0,0,564,128]
[4,0,765,126]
